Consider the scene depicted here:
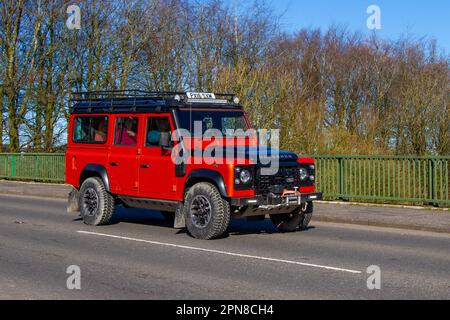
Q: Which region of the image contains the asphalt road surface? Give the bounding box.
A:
[0,194,449,300]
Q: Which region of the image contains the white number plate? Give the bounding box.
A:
[186,92,216,100]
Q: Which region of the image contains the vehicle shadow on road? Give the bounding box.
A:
[71,206,173,228]
[109,206,175,228]
[110,206,280,236]
[74,205,315,238]
[228,218,277,236]
[228,219,315,236]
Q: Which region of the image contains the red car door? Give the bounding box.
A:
[108,115,141,196]
[138,114,177,200]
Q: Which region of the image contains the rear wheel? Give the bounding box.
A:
[184,183,230,240]
[79,177,115,226]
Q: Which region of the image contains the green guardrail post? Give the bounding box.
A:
[338,157,344,200]
[432,159,438,207]
[11,154,16,178]
[427,159,438,206]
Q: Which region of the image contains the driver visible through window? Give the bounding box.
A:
[146,117,171,147]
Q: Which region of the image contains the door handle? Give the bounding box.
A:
[140,164,150,169]
[110,162,119,167]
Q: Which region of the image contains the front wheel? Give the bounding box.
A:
[184,183,230,240]
[270,202,313,232]
[79,177,115,226]
[270,211,302,232]
[299,202,313,230]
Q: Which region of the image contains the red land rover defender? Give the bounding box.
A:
[66,91,322,239]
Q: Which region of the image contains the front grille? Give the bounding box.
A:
[257,164,313,195]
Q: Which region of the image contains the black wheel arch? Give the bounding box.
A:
[184,169,228,198]
[80,164,110,192]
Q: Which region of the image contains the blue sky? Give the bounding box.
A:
[231,0,450,53]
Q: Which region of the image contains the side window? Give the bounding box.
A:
[114,117,139,146]
[73,116,108,144]
[146,116,171,147]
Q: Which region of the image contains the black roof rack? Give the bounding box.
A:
[70,90,241,114]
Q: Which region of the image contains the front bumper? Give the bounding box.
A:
[230,192,323,207]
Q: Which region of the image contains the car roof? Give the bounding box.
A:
[70,90,243,114]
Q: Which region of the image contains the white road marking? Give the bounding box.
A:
[77,230,362,274]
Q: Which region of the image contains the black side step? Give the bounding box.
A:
[119,196,180,212]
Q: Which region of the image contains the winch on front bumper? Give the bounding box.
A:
[230,192,322,207]
[230,191,322,217]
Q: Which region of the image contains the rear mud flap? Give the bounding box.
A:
[174,203,186,229]
[67,188,80,213]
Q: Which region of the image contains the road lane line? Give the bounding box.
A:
[77,230,362,274]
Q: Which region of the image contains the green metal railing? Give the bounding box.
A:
[0,153,65,182]
[0,153,448,205]
[313,155,450,206]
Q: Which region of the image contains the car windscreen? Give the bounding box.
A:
[176,110,248,136]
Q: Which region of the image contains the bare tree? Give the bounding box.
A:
[0,0,448,155]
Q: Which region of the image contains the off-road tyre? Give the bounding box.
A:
[184,183,230,240]
[298,201,313,230]
[270,210,302,232]
[79,177,115,226]
[270,202,314,232]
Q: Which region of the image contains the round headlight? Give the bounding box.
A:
[299,168,308,180]
[239,169,252,184]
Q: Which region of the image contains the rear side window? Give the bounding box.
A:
[73,116,108,144]
[114,117,139,146]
